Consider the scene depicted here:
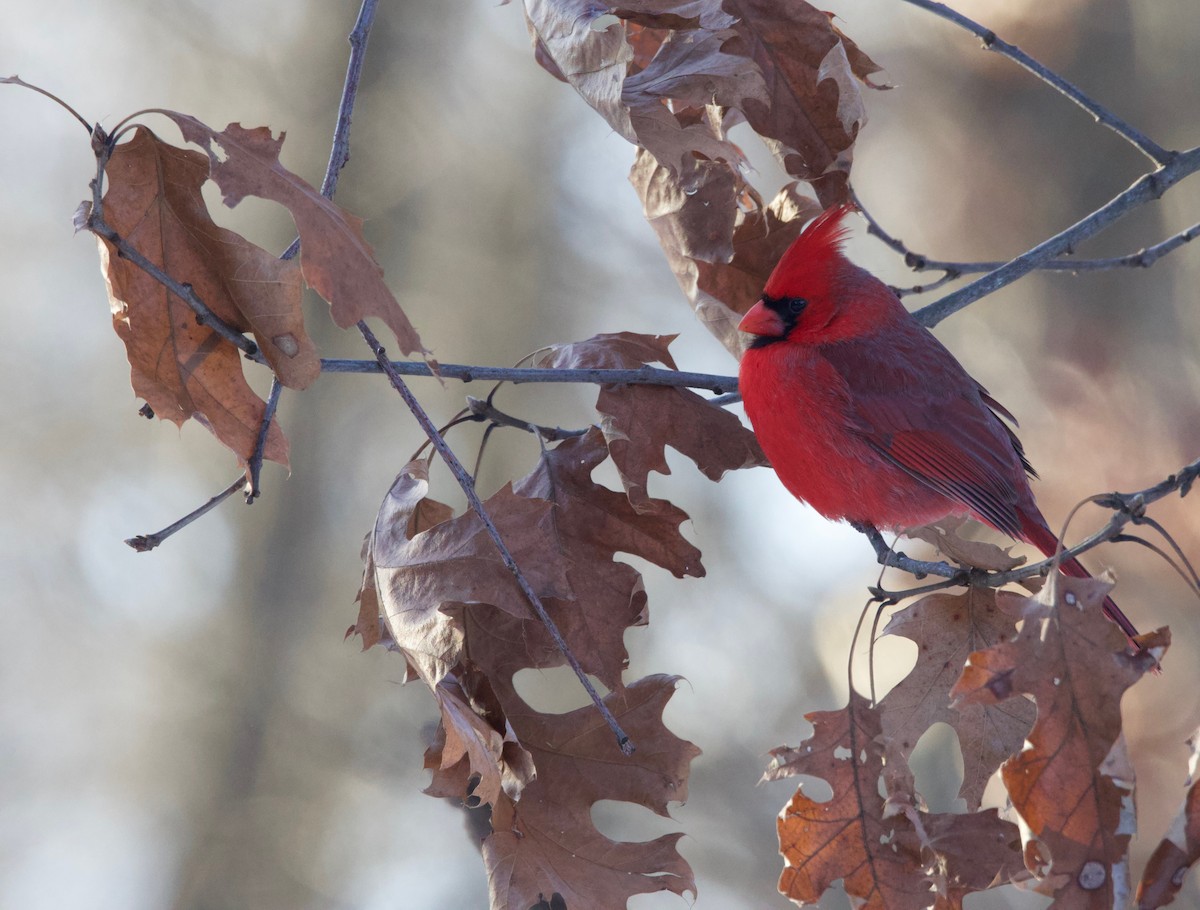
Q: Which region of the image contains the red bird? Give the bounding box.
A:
[737,204,1139,641]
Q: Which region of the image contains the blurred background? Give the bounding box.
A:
[2,1,1198,907]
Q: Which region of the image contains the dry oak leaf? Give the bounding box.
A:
[533,332,765,510]
[525,0,750,172]
[725,0,884,206]
[919,810,1025,907]
[99,126,297,465]
[423,672,536,809]
[906,516,1026,573]
[522,0,635,147]
[951,577,1167,906]
[155,113,427,359]
[765,691,933,909]
[631,148,820,355]
[483,675,699,910]
[525,0,886,206]
[879,589,1035,811]
[489,427,704,690]
[1136,726,1200,908]
[366,459,569,688]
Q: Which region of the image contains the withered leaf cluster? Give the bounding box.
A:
[97,120,425,468]
[523,0,888,356]
[352,332,765,907]
[769,569,1172,908]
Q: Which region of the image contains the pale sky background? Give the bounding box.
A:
[2,1,1199,908]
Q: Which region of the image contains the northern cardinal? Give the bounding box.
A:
[737,203,1139,641]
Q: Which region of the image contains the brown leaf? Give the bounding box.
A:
[920,810,1025,906]
[906,516,1026,573]
[830,16,892,89]
[158,114,427,359]
[99,126,296,465]
[622,23,761,172]
[630,149,820,355]
[367,460,569,687]
[534,332,765,510]
[1137,727,1200,909]
[952,577,1166,903]
[498,427,703,689]
[879,590,1035,810]
[423,672,535,809]
[483,675,698,909]
[725,0,878,206]
[766,692,933,909]
[522,0,636,144]
[347,545,385,651]
[443,428,702,691]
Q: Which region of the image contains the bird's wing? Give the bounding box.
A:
[818,327,1032,538]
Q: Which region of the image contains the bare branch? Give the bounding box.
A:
[125,477,245,552]
[246,378,283,501]
[914,146,1200,327]
[280,0,378,262]
[858,454,1200,602]
[465,395,590,442]
[305,0,634,752]
[854,190,1200,284]
[1,75,93,133]
[319,357,740,394]
[898,0,1173,166]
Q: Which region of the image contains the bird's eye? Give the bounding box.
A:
[786,297,808,316]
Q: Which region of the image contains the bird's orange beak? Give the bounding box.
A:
[738,299,786,338]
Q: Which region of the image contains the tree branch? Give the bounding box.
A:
[898,0,1173,166]
[320,358,740,394]
[356,322,634,754]
[854,190,1200,285]
[125,477,245,552]
[858,454,1200,602]
[914,146,1200,327]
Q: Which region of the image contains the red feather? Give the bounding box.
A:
[739,205,1139,642]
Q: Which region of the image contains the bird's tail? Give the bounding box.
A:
[1017,510,1140,644]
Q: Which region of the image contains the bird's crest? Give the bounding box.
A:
[763,203,856,299]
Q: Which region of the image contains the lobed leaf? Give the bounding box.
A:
[483,675,699,909]
[952,577,1167,904]
[879,589,1035,810]
[533,332,765,509]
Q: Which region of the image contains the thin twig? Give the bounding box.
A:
[914,146,1200,327]
[898,0,1173,166]
[859,454,1200,601]
[280,0,378,263]
[357,321,635,754]
[125,477,245,552]
[465,395,590,442]
[319,358,740,394]
[854,191,1200,283]
[246,378,283,500]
